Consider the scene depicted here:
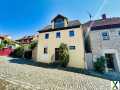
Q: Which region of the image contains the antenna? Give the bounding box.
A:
[87,12,92,21]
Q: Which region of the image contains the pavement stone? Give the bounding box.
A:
[0,57,111,90]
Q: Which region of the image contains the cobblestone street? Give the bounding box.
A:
[0,57,111,90]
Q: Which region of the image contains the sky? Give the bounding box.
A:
[0,0,120,39]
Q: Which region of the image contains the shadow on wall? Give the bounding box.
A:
[51,54,55,63]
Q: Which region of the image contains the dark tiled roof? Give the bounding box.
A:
[51,14,68,22]
[0,36,4,39]
[84,17,120,30]
[68,20,80,27]
[39,20,81,33]
[42,25,52,30]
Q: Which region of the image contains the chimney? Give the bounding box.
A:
[102,14,107,19]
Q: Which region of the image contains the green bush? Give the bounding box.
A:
[3,39,11,46]
[94,56,106,73]
[11,47,24,58]
[59,43,69,67]
[0,44,4,49]
[29,41,37,50]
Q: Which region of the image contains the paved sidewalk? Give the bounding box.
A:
[0,57,111,90]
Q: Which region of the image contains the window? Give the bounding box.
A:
[44,48,48,54]
[118,31,120,36]
[54,18,64,28]
[56,32,61,38]
[45,33,49,39]
[69,46,76,50]
[69,31,75,37]
[102,32,109,40]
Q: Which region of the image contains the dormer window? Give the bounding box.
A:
[51,14,68,29]
[54,18,64,29]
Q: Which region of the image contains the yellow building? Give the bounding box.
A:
[37,14,85,68]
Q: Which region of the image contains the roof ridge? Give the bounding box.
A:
[91,17,120,22]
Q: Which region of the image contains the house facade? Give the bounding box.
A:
[16,35,38,45]
[37,14,85,68]
[16,36,33,45]
[84,14,120,72]
[0,36,4,44]
[0,35,12,44]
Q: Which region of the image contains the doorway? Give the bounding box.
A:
[55,48,60,62]
[105,54,115,71]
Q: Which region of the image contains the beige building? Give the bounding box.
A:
[36,14,85,68]
[84,14,120,72]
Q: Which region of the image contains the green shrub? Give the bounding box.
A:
[0,44,4,49]
[29,41,37,50]
[59,43,69,67]
[94,56,106,73]
[11,47,24,58]
[3,39,11,46]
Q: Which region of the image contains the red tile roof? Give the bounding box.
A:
[84,17,120,30]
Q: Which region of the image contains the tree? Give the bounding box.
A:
[29,41,37,50]
[11,46,24,58]
[0,44,4,49]
[59,43,69,67]
[94,56,106,73]
[3,39,11,47]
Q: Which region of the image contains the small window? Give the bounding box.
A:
[44,48,48,54]
[69,46,76,50]
[45,33,49,39]
[102,32,109,40]
[56,32,61,38]
[69,31,75,37]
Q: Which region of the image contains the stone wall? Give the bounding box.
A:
[32,47,37,61]
[90,28,120,60]
[89,28,120,72]
[85,53,94,70]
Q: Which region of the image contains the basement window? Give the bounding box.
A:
[69,46,76,50]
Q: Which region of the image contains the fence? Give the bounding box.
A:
[0,48,13,56]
